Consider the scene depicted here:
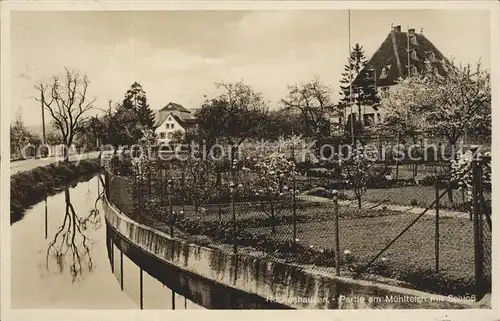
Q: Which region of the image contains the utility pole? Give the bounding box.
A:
[348,9,355,144]
[41,91,46,144]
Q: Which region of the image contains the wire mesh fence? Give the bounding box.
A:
[104,155,491,299]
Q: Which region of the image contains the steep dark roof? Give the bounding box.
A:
[160,102,191,113]
[353,27,449,87]
[170,114,197,128]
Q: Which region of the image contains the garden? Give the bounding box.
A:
[105,140,491,298]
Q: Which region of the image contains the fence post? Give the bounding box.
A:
[120,251,124,291]
[332,190,340,276]
[435,179,440,273]
[139,268,144,310]
[292,168,297,244]
[168,179,173,237]
[159,167,164,208]
[44,198,48,240]
[181,166,186,212]
[472,159,484,300]
[216,171,222,223]
[230,181,237,254]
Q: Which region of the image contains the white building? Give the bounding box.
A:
[155,102,197,144]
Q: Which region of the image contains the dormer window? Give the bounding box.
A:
[411,49,418,60]
[433,67,441,77]
[424,59,433,72]
[365,69,375,81]
[425,51,436,62]
[409,35,418,46]
[380,68,387,79]
[380,65,391,79]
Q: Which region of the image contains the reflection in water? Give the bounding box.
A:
[12,176,136,309]
[45,187,102,282]
[14,174,271,310]
[44,198,48,239]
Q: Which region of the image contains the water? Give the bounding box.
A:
[11,175,201,309]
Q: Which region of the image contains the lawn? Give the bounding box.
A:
[123,192,490,296]
[245,213,476,281]
[344,185,468,210]
[171,200,481,283]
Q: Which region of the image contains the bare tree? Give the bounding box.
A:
[45,188,101,282]
[35,68,96,162]
[281,76,337,140]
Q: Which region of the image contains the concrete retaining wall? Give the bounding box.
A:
[104,196,477,309]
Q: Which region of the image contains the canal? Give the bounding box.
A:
[11,175,202,309]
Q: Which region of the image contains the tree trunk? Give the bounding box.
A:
[357,196,362,209]
[63,145,69,163]
[270,202,276,234]
[447,141,456,204]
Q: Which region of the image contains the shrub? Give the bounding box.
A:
[366,174,389,188]
[10,159,102,224]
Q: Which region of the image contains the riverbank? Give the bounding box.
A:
[10,158,102,224]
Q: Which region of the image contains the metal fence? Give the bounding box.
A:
[104,156,491,300]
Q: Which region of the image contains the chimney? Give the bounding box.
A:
[392,25,401,32]
[408,28,415,36]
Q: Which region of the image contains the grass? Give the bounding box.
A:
[126,194,486,296]
[245,212,476,281]
[294,174,470,211]
[10,158,102,224]
[344,185,469,210]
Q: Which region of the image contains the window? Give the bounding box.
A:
[441,59,449,73]
[171,123,175,129]
[411,50,418,60]
[167,132,173,139]
[159,132,166,139]
[380,67,388,79]
[428,51,436,62]
[424,60,433,72]
[434,67,443,78]
[412,66,418,75]
[409,35,418,46]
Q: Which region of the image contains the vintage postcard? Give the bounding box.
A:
[0,1,498,321]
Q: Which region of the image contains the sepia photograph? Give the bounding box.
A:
[1,1,498,319]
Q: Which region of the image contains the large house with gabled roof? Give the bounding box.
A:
[331,24,449,129]
[155,102,197,144]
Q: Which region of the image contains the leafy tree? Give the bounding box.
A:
[170,130,186,145]
[245,152,296,233]
[281,76,336,141]
[378,60,490,149]
[46,130,64,145]
[421,61,491,148]
[195,81,269,158]
[34,67,96,162]
[265,108,303,141]
[10,113,33,158]
[339,43,380,138]
[122,81,156,129]
[450,149,491,221]
[102,82,157,148]
[183,159,218,212]
[340,141,377,209]
[374,76,430,144]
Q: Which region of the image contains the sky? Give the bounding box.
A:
[10,9,491,127]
